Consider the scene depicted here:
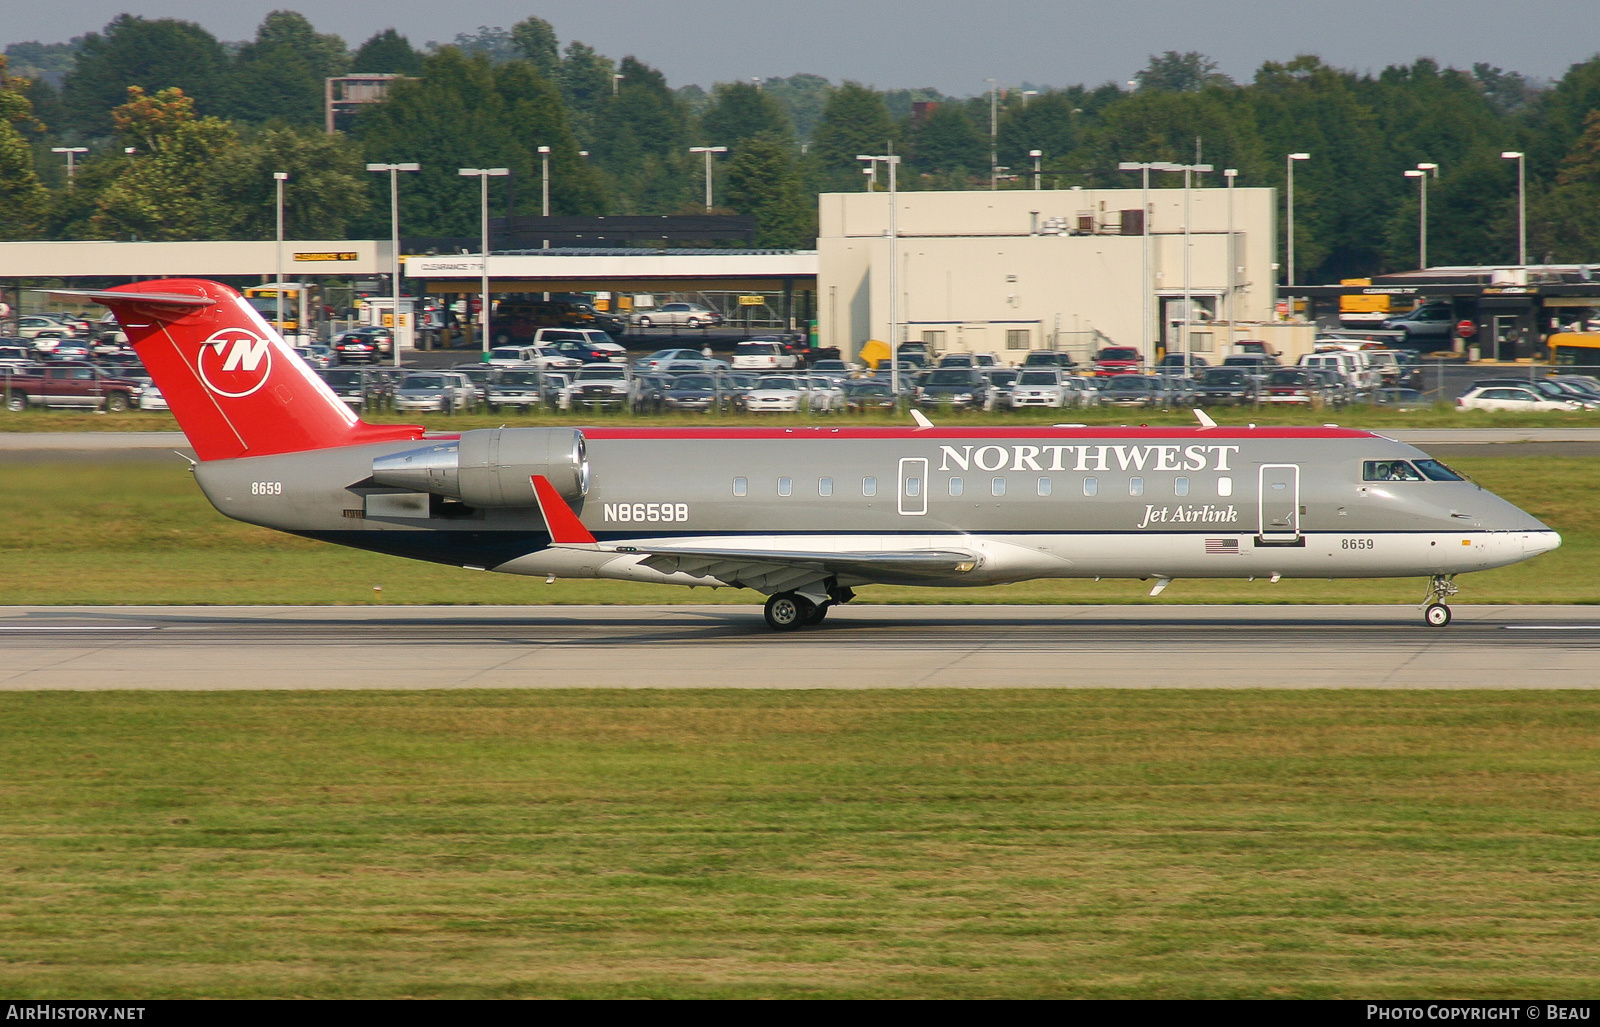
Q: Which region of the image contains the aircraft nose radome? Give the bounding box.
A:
[1524,531,1562,557]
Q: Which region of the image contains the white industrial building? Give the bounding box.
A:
[816,185,1287,365]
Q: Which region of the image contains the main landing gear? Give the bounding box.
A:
[762,587,854,632]
[1423,575,1460,627]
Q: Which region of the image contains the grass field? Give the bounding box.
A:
[6,400,1600,432]
[2,689,1598,999]
[0,455,1593,605]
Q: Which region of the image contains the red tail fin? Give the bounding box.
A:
[63,279,422,461]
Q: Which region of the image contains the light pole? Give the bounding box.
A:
[50,146,87,186]
[689,146,727,211]
[612,73,624,96]
[1501,151,1526,265]
[273,171,288,336]
[1157,162,1212,371]
[458,167,510,353]
[1030,150,1042,191]
[1224,168,1237,353]
[366,162,420,366]
[986,78,999,190]
[1117,160,1176,363]
[1286,152,1309,289]
[538,145,551,216]
[1404,162,1438,270]
[858,152,902,396]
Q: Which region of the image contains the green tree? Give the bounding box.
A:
[510,17,559,80]
[701,81,793,149]
[59,16,230,137]
[357,48,603,236]
[595,57,693,213]
[1136,51,1234,92]
[760,73,832,141]
[351,30,423,77]
[445,27,518,64]
[725,132,813,247]
[223,11,349,126]
[556,41,614,144]
[214,125,371,239]
[910,102,985,179]
[3,40,81,87]
[87,86,239,240]
[0,56,48,238]
[810,82,893,190]
[1529,111,1600,262]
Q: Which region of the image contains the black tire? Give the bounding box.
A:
[1425,603,1451,627]
[804,602,830,626]
[6,394,26,413]
[763,592,813,632]
[636,316,652,329]
[104,392,129,413]
[686,317,701,329]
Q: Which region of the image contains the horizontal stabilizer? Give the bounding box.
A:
[38,288,217,312]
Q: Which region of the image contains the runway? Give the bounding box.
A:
[3,604,1599,690]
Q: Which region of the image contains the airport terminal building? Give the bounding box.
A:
[816,185,1281,365]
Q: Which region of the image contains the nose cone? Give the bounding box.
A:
[1523,531,1562,558]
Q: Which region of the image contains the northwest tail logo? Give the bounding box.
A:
[197,328,274,398]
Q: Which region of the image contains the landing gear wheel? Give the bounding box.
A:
[763,592,813,631]
[1425,603,1452,627]
[804,602,830,626]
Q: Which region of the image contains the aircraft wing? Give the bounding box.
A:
[598,545,979,593]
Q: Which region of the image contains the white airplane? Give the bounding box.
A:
[60,279,1560,630]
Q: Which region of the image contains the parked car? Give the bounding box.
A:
[1368,387,1428,410]
[1091,346,1143,376]
[745,374,843,414]
[1194,367,1258,406]
[450,363,499,406]
[494,298,626,341]
[331,328,392,364]
[1155,353,1210,370]
[484,369,548,412]
[630,302,723,328]
[532,327,627,363]
[1,362,146,412]
[294,345,335,369]
[731,338,799,371]
[808,359,861,384]
[1010,368,1070,408]
[914,367,989,410]
[983,368,1020,410]
[560,364,637,410]
[1469,377,1599,409]
[318,368,386,411]
[1382,301,1455,344]
[844,379,898,412]
[44,340,92,362]
[392,372,477,414]
[635,348,728,372]
[1098,374,1173,408]
[1023,350,1077,370]
[660,373,732,413]
[1456,385,1583,412]
[1262,368,1329,406]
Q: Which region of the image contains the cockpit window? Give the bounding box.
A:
[1413,459,1465,481]
[1364,460,1425,482]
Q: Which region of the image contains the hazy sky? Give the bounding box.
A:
[7,0,1600,94]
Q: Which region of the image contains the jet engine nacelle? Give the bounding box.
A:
[370,428,589,507]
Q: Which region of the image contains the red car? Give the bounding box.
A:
[1091,346,1143,376]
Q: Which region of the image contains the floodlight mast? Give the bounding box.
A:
[366,162,420,365]
[858,152,902,396]
[458,167,510,352]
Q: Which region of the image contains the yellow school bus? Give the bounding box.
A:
[1549,332,1600,367]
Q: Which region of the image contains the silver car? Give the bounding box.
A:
[393,372,478,414]
[631,302,723,328]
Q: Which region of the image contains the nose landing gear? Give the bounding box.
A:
[1422,575,1459,627]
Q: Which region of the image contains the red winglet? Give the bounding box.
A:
[531,475,596,545]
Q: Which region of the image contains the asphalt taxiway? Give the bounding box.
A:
[2,604,1597,690]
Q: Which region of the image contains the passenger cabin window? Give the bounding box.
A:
[1364,460,1425,482]
[1129,477,1144,497]
[905,477,921,497]
[1083,477,1098,497]
[777,477,793,496]
[1217,476,1233,497]
[1175,476,1190,497]
[863,476,877,497]
[1037,477,1052,497]
[992,477,1006,497]
[819,477,834,497]
[949,477,964,497]
[733,476,747,497]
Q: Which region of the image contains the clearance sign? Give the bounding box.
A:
[293,252,360,262]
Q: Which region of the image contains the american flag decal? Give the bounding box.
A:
[1205,538,1240,554]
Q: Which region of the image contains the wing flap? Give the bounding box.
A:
[621,545,980,584]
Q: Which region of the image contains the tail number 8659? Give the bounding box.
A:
[1341,538,1374,550]
[250,481,283,496]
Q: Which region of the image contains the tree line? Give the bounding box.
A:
[2,14,1600,281]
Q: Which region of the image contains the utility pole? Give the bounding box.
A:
[366,162,420,366]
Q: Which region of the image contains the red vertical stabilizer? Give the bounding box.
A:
[74,279,423,461]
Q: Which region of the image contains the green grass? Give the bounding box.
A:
[6,400,1600,432]
[2,689,1599,998]
[0,456,1593,605]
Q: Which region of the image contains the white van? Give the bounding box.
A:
[1299,352,1373,392]
[731,339,798,371]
